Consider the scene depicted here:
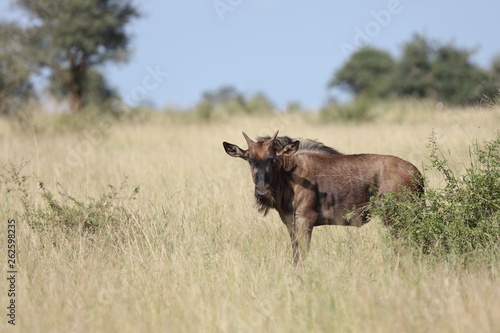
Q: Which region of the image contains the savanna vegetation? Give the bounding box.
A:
[1,102,500,332]
[1,1,500,332]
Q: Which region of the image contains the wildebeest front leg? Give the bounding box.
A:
[285,224,300,265]
[280,212,300,265]
[280,212,306,266]
[284,214,313,266]
[295,219,313,266]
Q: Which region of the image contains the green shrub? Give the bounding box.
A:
[194,86,276,121]
[1,161,141,238]
[375,133,500,258]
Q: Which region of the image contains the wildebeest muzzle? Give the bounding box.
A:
[254,170,271,199]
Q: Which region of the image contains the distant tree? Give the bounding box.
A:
[476,55,500,102]
[492,56,500,77]
[430,43,484,104]
[286,101,303,113]
[49,68,118,106]
[83,69,118,106]
[490,55,500,95]
[197,85,247,120]
[393,34,436,99]
[329,47,395,98]
[0,22,36,114]
[196,86,276,119]
[394,36,498,104]
[201,85,244,106]
[15,0,139,113]
[329,36,500,106]
[245,92,274,114]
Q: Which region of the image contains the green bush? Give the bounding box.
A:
[1,161,141,238]
[194,86,275,121]
[375,133,500,258]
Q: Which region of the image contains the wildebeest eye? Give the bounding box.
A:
[248,159,257,171]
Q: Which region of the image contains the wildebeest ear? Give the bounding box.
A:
[223,142,248,160]
[276,140,299,156]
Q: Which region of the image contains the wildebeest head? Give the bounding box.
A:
[223,131,299,201]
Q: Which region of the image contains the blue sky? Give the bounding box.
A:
[2,0,500,109]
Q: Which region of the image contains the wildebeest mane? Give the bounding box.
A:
[257,136,343,156]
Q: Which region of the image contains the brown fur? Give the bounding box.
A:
[223,131,424,265]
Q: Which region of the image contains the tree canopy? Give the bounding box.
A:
[12,0,139,113]
[0,22,36,114]
[329,47,395,98]
[393,34,435,99]
[329,34,500,105]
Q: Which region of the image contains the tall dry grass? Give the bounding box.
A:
[1,101,500,332]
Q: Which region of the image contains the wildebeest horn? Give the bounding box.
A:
[242,131,255,146]
[270,130,279,141]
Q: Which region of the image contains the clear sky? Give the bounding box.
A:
[2,0,500,109]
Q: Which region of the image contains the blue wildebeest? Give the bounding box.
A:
[223,131,423,265]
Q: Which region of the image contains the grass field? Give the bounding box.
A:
[1,101,500,332]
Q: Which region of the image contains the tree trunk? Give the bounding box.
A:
[69,90,83,114]
[68,55,86,114]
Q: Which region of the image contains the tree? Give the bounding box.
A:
[245,92,274,114]
[393,36,496,104]
[393,34,435,99]
[0,22,36,114]
[201,85,244,106]
[196,85,247,120]
[49,67,118,107]
[328,36,500,106]
[430,43,484,104]
[490,56,500,96]
[492,56,500,77]
[15,0,139,113]
[473,55,500,103]
[328,47,395,98]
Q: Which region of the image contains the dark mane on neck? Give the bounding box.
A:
[257,136,342,155]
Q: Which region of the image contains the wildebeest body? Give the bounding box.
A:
[223,131,423,265]
[281,151,422,227]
